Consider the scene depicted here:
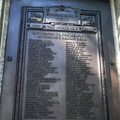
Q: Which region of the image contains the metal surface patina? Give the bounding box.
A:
[14,6,107,120]
[1,0,119,120]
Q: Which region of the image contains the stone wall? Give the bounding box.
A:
[0,0,119,102]
[0,0,119,119]
[0,0,10,97]
[110,0,120,95]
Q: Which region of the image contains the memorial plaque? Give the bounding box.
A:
[15,6,108,120]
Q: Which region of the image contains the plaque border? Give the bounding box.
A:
[14,6,108,120]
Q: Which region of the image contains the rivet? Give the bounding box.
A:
[51,22,55,26]
[109,60,114,65]
[7,56,13,62]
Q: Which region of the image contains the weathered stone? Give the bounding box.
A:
[0,0,11,96]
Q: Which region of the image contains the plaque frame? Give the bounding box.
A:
[14,6,108,120]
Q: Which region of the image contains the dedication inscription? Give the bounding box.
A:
[15,6,107,120]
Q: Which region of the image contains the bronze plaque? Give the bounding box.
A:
[15,6,107,120]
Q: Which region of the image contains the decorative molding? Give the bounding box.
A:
[81,15,96,26]
[28,12,43,23]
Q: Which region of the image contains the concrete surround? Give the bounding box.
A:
[0,0,120,117]
[0,0,10,97]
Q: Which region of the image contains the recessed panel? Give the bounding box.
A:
[15,6,107,120]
